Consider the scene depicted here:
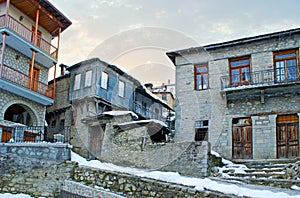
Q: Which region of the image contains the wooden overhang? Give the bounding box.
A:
[1,0,72,36]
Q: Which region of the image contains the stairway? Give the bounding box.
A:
[219,160,293,179]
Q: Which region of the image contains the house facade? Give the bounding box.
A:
[0,0,71,142]
[167,28,300,160]
[64,58,172,158]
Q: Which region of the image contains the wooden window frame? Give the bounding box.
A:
[229,56,251,86]
[194,63,209,90]
[273,49,298,83]
[74,73,81,90]
[118,80,125,98]
[84,70,93,87]
[101,71,109,90]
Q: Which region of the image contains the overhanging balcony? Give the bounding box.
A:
[0,64,54,105]
[0,15,58,68]
[220,66,300,101]
[221,66,300,91]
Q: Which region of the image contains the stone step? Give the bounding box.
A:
[228,172,286,179]
[244,167,284,173]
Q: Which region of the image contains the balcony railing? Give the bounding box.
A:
[1,64,54,98]
[0,125,70,143]
[221,66,300,90]
[0,15,58,59]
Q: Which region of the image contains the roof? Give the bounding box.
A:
[1,0,72,36]
[167,27,300,60]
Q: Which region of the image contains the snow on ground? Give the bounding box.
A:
[71,151,300,198]
[0,194,32,198]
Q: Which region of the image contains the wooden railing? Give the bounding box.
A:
[0,15,58,59]
[1,64,54,98]
[220,66,300,90]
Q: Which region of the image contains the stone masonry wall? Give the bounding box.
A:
[0,144,74,197]
[101,115,210,177]
[70,165,227,198]
[0,89,46,126]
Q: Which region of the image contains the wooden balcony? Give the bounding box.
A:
[1,64,54,99]
[221,66,300,91]
[0,14,58,59]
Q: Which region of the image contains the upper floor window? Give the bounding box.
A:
[162,93,167,100]
[84,70,92,87]
[195,120,209,141]
[194,64,208,90]
[74,73,81,90]
[274,49,298,83]
[118,80,125,97]
[101,71,109,89]
[229,56,251,86]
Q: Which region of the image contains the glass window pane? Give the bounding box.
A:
[85,70,92,87]
[118,81,125,97]
[101,71,108,89]
[196,74,201,90]
[74,73,81,90]
[231,69,239,83]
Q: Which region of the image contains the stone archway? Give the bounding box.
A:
[1,101,39,126]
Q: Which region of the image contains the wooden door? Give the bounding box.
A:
[232,125,253,159]
[28,66,39,91]
[277,123,299,158]
[89,125,105,157]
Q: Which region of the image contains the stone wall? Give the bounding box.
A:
[0,144,74,197]
[70,165,226,198]
[101,115,210,177]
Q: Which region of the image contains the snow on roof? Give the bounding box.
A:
[140,84,173,110]
[71,151,300,198]
[102,111,138,119]
[117,119,168,128]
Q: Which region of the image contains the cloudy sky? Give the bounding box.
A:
[50,0,300,85]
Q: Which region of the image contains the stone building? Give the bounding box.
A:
[167,27,300,160]
[0,0,71,142]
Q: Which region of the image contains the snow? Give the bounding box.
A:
[116,119,168,128]
[141,84,171,108]
[0,194,32,198]
[291,185,300,191]
[71,151,300,198]
[102,111,138,119]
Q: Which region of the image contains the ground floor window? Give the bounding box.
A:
[195,120,209,141]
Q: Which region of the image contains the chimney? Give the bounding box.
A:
[59,64,68,76]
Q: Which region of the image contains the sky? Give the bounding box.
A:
[49,0,300,85]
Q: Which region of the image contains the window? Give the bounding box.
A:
[229,57,251,86]
[118,80,125,97]
[85,70,92,87]
[101,71,109,89]
[274,49,298,83]
[74,73,81,90]
[194,64,208,90]
[195,120,209,141]
[162,93,167,100]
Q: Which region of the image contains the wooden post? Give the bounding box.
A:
[0,0,10,76]
[29,9,39,90]
[53,27,61,98]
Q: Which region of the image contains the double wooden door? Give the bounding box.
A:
[232,125,253,159]
[277,122,299,158]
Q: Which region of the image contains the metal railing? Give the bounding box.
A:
[0,15,58,59]
[134,103,163,121]
[220,66,300,90]
[0,125,70,143]
[1,64,54,98]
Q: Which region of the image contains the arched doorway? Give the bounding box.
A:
[4,104,33,125]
